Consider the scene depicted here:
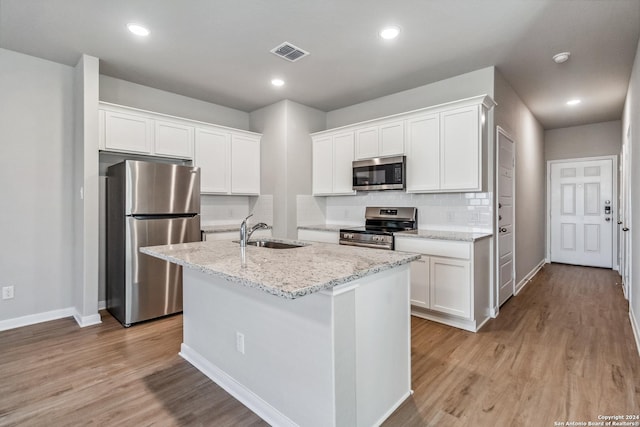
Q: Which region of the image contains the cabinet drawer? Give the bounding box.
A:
[395,238,470,259]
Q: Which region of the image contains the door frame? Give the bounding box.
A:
[620,125,632,300]
[546,155,618,269]
[495,126,516,315]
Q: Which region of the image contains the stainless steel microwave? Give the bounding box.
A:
[352,156,406,191]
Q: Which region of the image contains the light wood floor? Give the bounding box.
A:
[1,263,638,426]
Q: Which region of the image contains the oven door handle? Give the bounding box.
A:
[339,240,392,250]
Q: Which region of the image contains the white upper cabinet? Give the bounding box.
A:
[406,96,493,193]
[312,131,355,196]
[354,119,404,160]
[102,110,153,154]
[100,102,262,195]
[310,95,494,196]
[194,128,230,194]
[406,113,440,192]
[230,133,261,195]
[154,120,194,158]
[440,106,480,191]
[194,127,261,195]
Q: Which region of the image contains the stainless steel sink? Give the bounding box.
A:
[234,240,307,249]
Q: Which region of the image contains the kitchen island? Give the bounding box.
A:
[141,239,419,427]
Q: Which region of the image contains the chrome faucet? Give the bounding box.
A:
[239,214,269,247]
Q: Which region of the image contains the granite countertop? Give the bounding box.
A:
[395,229,493,242]
[297,224,358,232]
[202,224,273,233]
[141,239,419,299]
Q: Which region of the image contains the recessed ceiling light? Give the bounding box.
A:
[567,99,581,106]
[553,51,571,64]
[271,78,285,87]
[127,23,150,37]
[379,26,400,40]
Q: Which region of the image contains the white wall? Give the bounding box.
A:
[326,67,495,128]
[0,49,76,324]
[494,69,546,285]
[545,121,622,161]
[99,75,250,130]
[623,36,640,350]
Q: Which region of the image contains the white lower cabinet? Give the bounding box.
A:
[409,256,430,308]
[430,257,470,318]
[297,229,339,244]
[396,236,490,332]
[203,228,271,242]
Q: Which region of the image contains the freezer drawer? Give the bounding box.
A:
[118,215,200,325]
[118,160,200,215]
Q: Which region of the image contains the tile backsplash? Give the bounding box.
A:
[298,191,493,231]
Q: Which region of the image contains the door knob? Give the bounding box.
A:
[605,217,611,222]
[499,227,507,233]
[618,221,623,225]
[623,227,630,232]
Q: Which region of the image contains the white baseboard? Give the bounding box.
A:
[515,259,545,295]
[73,311,102,328]
[0,307,75,332]
[0,307,102,332]
[629,309,640,357]
[180,343,298,427]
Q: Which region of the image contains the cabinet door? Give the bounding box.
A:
[379,120,405,157]
[298,229,339,244]
[194,128,230,194]
[406,114,440,192]
[332,132,356,194]
[312,136,334,195]
[154,120,194,158]
[104,111,153,154]
[355,126,378,160]
[409,256,430,308]
[430,257,471,318]
[231,134,260,195]
[441,106,480,191]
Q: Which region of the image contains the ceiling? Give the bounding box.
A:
[1,0,639,130]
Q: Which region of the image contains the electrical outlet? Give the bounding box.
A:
[2,286,14,300]
[236,332,245,354]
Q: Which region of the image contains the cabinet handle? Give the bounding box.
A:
[623,227,630,232]
[499,227,507,233]
[618,221,623,225]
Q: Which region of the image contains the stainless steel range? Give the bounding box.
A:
[339,207,418,250]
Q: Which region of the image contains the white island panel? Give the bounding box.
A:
[179,264,410,427]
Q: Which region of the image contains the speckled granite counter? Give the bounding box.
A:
[395,229,492,242]
[141,239,419,299]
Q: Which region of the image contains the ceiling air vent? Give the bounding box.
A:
[270,42,309,62]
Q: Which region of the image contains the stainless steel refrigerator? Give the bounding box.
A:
[106,160,201,327]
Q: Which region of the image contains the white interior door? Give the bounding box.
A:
[550,159,613,268]
[497,129,515,306]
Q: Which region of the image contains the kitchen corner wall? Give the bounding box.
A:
[250,100,326,238]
